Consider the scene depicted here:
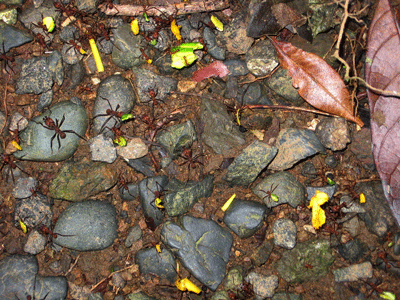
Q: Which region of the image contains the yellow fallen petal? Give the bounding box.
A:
[171,19,182,41]
[210,15,223,31]
[221,194,236,211]
[19,220,27,233]
[308,190,329,209]
[310,204,326,230]
[11,140,22,150]
[359,193,366,203]
[155,197,164,209]
[155,243,162,253]
[175,278,201,294]
[89,38,104,73]
[131,18,139,35]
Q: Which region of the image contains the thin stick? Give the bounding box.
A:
[332,0,400,98]
[63,254,81,276]
[98,0,229,16]
[245,104,336,117]
[90,264,138,292]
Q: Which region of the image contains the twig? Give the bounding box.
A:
[98,0,229,16]
[63,254,81,276]
[332,0,400,98]
[90,264,138,292]
[244,104,336,117]
[239,66,280,86]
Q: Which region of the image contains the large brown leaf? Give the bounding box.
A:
[270,37,364,127]
[366,0,400,226]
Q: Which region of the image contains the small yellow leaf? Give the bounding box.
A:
[171,19,182,41]
[359,193,366,203]
[221,194,236,211]
[131,18,139,35]
[155,243,162,253]
[11,140,22,150]
[155,198,164,209]
[175,278,201,294]
[19,220,27,233]
[210,15,223,31]
[308,190,329,230]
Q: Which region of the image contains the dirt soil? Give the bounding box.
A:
[1,0,400,299]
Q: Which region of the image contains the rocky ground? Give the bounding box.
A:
[1,0,400,299]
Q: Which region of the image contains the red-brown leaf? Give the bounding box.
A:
[192,61,230,82]
[270,37,364,127]
[366,0,400,226]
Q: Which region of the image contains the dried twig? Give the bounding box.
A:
[90,264,138,292]
[333,0,400,98]
[63,254,81,276]
[98,0,229,16]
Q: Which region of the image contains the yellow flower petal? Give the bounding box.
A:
[359,193,366,203]
[171,19,182,41]
[308,190,329,230]
[175,278,201,294]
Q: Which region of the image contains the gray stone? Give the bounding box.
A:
[242,82,273,105]
[14,100,88,161]
[275,239,334,283]
[125,225,142,248]
[308,0,342,37]
[0,20,33,53]
[93,74,136,135]
[245,40,279,77]
[12,177,38,199]
[74,0,97,13]
[161,216,233,291]
[357,181,395,237]
[273,218,297,249]
[156,120,197,159]
[223,266,244,293]
[14,193,53,228]
[224,59,249,76]
[245,272,278,299]
[251,240,274,267]
[112,23,145,69]
[224,140,277,186]
[247,1,282,37]
[207,45,226,60]
[119,182,139,201]
[0,8,17,25]
[24,230,47,254]
[61,41,84,65]
[223,199,267,238]
[266,68,303,105]
[338,239,368,263]
[164,175,214,217]
[133,67,178,106]
[315,117,351,151]
[268,128,325,170]
[117,138,148,161]
[59,25,79,43]
[135,247,177,283]
[126,292,158,300]
[210,291,230,300]
[53,200,118,251]
[216,11,253,55]
[333,262,373,282]
[37,89,53,111]
[48,157,117,201]
[394,232,400,255]
[16,56,54,95]
[89,134,117,163]
[200,98,245,154]
[253,172,305,208]
[0,255,67,300]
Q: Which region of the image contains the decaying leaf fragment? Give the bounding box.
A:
[269,37,364,127]
[365,0,400,227]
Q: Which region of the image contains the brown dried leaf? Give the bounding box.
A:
[365,0,400,226]
[270,37,364,127]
